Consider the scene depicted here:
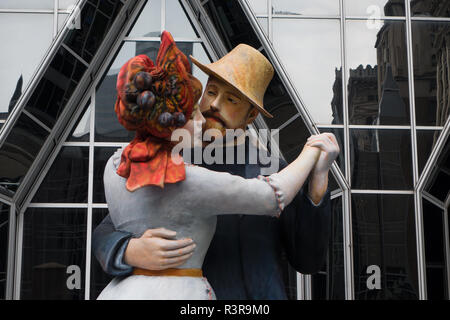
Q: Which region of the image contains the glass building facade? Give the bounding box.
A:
[0,0,449,300]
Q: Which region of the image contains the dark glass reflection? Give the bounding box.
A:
[346,0,405,17]
[0,203,9,299]
[277,117,311,163]
[311,196,345,300]
[350,129,413,190]
[0,114,49,196]
[32,147,89,203]
[21,208,86,300]
[25,47,88,128]
[422,198,447,299]
[67,100,91,142]
[425,135,450,202]
[412,21,450,126]
[411,0,450,18]
[90,208,113,299]
[352,194,418,299]
[346,20,410,125]
[93,147,118,203]
[263,74,299,130]
[417,130,441,176]
[63,0,123,63]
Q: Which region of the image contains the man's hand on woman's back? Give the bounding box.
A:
[124,228,196,270]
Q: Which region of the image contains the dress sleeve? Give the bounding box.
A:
[182,165,286,217]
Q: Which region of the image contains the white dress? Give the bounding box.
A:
[97,147,285,300]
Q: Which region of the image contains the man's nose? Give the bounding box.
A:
[210,96,220,113]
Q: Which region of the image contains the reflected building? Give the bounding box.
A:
[411,1,450,128]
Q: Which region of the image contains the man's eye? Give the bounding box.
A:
[228,98,237,104]
[208,91,216,96]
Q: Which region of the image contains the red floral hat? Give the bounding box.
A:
[114,31,203,191]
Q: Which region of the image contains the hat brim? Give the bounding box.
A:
[190,55,273,118]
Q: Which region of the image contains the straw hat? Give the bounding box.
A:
[190,44,274,118]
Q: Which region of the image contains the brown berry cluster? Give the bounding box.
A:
[124,71,187,128]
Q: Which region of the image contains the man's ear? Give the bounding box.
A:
[246,107,259,124]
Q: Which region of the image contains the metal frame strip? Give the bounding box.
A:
[405,0,427,300]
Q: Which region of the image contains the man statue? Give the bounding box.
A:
[93,43,340,299]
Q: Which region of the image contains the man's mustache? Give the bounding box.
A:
[201,110,227,127]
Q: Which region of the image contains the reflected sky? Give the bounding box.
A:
[0,0,54,9]
[346,20,381,70]
[127,0,161,38]
[0,13,53,114]
[273,19,341,124]
[272,0,339,15]
[166,0,198,38]
[248,0,267,14]
[345,0,404,17]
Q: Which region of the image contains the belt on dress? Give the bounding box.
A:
[132,267,203,277]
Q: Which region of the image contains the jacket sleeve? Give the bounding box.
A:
[92,213,134,276]
[277,159,332,274]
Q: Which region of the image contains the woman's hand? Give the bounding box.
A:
[305,133,340,204]
[124,228,196,270]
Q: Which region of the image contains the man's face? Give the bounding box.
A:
[199,77,258,134]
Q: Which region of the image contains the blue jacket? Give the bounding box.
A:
[92,140,331,299]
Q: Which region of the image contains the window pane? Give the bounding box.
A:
[95,42,141,143]
[93,147,119,203]
[350,129,413,190]
[67,100,91,142]
[411,0,450,18]
[59,0,79,10]
[272,0,340,16]
[263,89,298,130]
[25,46,88,129]
[31,147,89,203]
[192,43,212,90]
[63,0,123,63]
[0,1,54,9]
[263,78,299,130]
[352,194,418,299]
[0,114,49,196]
[422,198,447,299]
[21,208,86,300]
[277,116,311,163]
[0,203,10,300]
[346,20,410,125]
[257,17,268,36]
[248,0,267,15]
[417,130,441,176]
[127,0,161,37]
[90,208,114,300]
[345,0,405,17]
[312,196,345,300]
[412,21,450,126]
[58,13,69,32]
[0,13,53,116]
[166,0,198,39]
[425,134,450,202]
[273,19,342,124]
